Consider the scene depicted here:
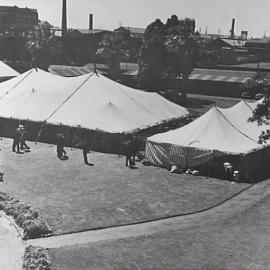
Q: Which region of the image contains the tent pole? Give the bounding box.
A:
[35,121,46,144]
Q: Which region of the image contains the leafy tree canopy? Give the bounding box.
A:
[96,29,130,79]
[137,15,201,104]
[25,21,54,69]
[242,72,270,97]
[247,72,270,143]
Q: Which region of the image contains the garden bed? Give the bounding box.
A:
[23,245,51,270]
[0,191,52,239]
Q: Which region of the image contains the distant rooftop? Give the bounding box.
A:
[122,27,145,35]
[49,62,138,77]
[200,33,230,39]
[246,37,270,44]
[220,38,245,47]
[75,29,112,35]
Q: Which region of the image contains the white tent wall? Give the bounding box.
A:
[146,140,221,169]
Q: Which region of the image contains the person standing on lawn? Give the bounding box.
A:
[81,137,93,166]
[56,130,67,159]
[12,125,23,153]
[123,134,141,168]
[20,126,30,151]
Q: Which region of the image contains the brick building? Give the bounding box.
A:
[0,5,38,33]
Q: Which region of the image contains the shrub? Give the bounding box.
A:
[23,245,51,270]
[0,191,52,239]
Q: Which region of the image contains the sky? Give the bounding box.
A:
[0,0,270,38]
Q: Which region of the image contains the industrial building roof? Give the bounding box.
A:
[189,68,257,83]
[123,67,258,83]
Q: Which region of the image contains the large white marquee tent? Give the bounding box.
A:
[0,60,19,78]
[0,68,61,101]
[0,70,188,133]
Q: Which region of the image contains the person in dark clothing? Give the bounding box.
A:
[80,137,93,165]
[56,131,67,159]
[125,141,133,167]
[20,128,30,151]
[123,135,141,168]
[12,125,23,153]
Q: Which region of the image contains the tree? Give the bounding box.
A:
[25,21,54,69]
[137,19,166,91]
[246,73,270,143]
[138,15,200,104]
[96,28,129,80]
[241,72,270,97]
[163,16,200,105]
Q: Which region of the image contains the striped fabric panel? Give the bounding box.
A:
[146,141,224,169]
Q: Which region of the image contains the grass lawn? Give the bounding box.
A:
[0,138,248,235]
[48,186,270,270]
[49,202,270,270]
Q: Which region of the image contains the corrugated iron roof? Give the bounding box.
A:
[220,38,245,47]
[48,62,138,77]
[189,68,256,83]
[123,67,257,83]
[48,64,106,77]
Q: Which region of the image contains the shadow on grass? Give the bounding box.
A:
[85,163,94,166]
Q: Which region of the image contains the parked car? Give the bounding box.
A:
[255,93,264,100]
[241,91,253,99]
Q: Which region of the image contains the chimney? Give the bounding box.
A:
[230,18,235,38]
[62,0,67,37]
[89,13,93,31]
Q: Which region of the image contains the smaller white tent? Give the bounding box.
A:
[220,100,266,141]
[146,102,266,169]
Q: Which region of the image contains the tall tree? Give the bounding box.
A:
[138,16,200,104]
[96,28,129,79]
[163,16,200,105]
[25,21,54,69]
[137,19,166,91]
[246,73,270,143]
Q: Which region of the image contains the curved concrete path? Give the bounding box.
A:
[0,214,26,270]
[27,179,270,249]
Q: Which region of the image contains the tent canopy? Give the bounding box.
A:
[0,71,188,133]
[0,68,61,101]
[219,100,265,142]
[146,100,269,169]
[0,61,19,78]
[148,105,259,154]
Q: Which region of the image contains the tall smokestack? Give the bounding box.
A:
[62,0,67,37]
[230,18,235,38]
[89,13,93,31]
